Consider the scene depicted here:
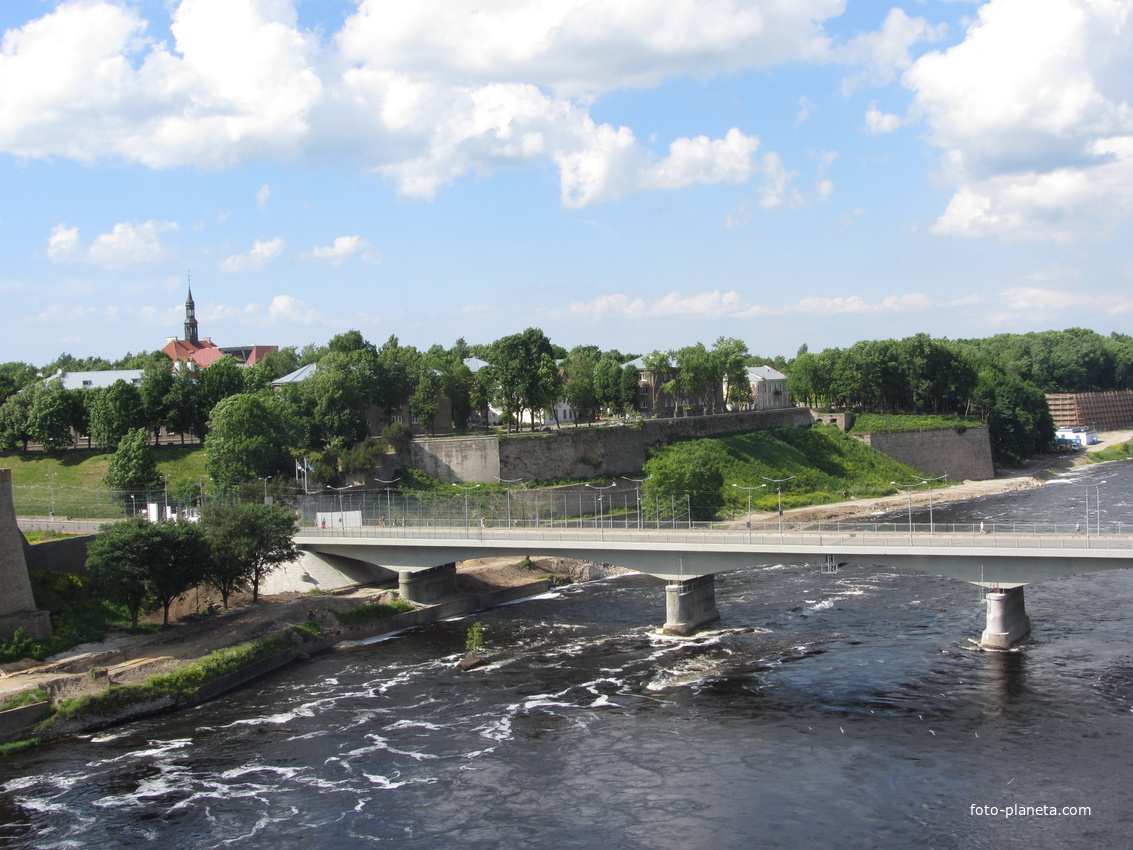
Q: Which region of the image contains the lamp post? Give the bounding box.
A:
[496,476,524,528]
[891,480,917,539]
[451,483,480,528]
[909,472,948,533]
[732,483,767,542]
[621,475,651,530]
[376,477,400,526]
[327,484,359,530]
[585,482,617,538]
[260,475,272,504]
[1068,479,1107,545]
[46,473,57,520]
[760,476,795,534]
[129,493,137,518]
[160,474,169,519]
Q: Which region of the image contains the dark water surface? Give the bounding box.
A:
[3,463,1132,848]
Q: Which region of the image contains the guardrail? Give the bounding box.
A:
[295,524,1133,552]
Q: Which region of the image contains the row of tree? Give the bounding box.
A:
[85,502,299,628]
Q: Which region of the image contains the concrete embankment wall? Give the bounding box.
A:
[853,427,995,481]
[412,407,814,483]
[22,535,94,576]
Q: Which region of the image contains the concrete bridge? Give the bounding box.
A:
[295,525,1133,649]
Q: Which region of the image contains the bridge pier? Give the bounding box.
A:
[981,586,1031,650]
[663,575,720,636]
[399,563,458,605]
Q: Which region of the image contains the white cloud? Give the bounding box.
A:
[865,105,905,135]
[267,294,321,324]
[46,224,81,262]
[568,289,948,321]
[903,0,1133,240]
[837,8,948,95]
[795,95,816,127]
[46,220,178,268]
[0,0,861,208]
[218,237,285,272]
[256,184,272,209]
[299,235,380,265]
[87,220,179,269]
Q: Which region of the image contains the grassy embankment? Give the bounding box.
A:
[849,413,984,434]
[1,446,207,517]
[1085,440,1133,463]
[659,424,956,515]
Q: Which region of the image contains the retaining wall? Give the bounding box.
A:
[413,408,813,483]
[852,427,995,480]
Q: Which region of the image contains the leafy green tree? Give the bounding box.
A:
[592,356,621,414]
[28,380,81,453]
[139,352,174,441]
[619,364,640,415]
[410,369,442,435]
[712,337,750,412]
[441,362,474,431]
[0,387,34,451]
[301,351,371,446]
[195,356,247,429]
[564,346,599,424]
[202,502,299,604]
[148,520,210,625]
[204,393,294,485]
[487,328,559,431]
[164,367,202,445]
[0,361,37,404]
[642,440,726,521]
[86,380,145,450]
[373,335,417,420]
[104,427,160,490]
[85,518,155,630]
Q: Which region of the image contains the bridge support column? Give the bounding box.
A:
[399,563,458,605]
[663,575,720,636]
[981,586,1031,650]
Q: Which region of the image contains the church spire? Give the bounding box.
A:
[184,275,199,344]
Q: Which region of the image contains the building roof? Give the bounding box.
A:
[746,365,787,382]
[161,337,217,363]
[462,357,491,373]
[46,369,144,390]
[272,363,318,385]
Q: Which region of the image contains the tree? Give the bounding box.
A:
[302,351,371,447]
[488,328,556,431]
[28,380,80,453]
[712,337,750,412]
[104,427,160,490]
[564,346,599,424]
[204,393,294,485]
[85,517,155,630]
[138,352,174,441]
[202,502,299,604]
[148,520,209,625]
[164,367,202,445]
[592,357,621,414]
[0,361,37,404]
[410,370,442,435]
[86,380,145,450]
[441,362,474,431]
[619,364,640,415]
[0,389,33,452]
[641,441,726,522]
[195,356,247,428]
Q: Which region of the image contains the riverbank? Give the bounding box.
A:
[744,428,1133,526]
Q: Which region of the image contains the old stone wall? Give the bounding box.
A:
[1,469,38,617]
[22,534,93,576]
[409,408,813,483]
[853,427,994,481]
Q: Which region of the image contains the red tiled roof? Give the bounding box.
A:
[190,347,227,368]
[161,338,217,363]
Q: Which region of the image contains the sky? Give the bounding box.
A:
[2,0,1132,368]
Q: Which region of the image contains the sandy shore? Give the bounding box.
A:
[746,428,1133,526]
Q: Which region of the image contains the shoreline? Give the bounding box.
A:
[741,428,1133,526]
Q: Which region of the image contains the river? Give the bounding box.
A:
[2,462,1132,848]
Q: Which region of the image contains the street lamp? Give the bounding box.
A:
[327,484,359,530]
[45,472,57,520]
[909,472,948,533]
[585,482,617,537]
[129,493,137,518]
[376,477,400,527]
[160,473,169,519]
[1067,479,1107,544]
[891,481,918,538]
[260,475,272,504]
[496,476,524,528]
[451,483,481,528]
[621,475,651,529]
[760,476,796,534]
[731,483,767,542]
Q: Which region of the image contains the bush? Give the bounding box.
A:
[331,601,413,628]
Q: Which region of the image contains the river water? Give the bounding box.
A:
[3,462,1132,848]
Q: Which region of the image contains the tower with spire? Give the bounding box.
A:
[184,280,199,345]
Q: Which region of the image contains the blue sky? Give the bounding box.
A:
[2,0,1131,367]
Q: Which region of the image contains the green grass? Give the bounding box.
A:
[23,531,82,544]
[1086,440,1133,463]
[659,424,957,514]
[850,413,984,434]
[0,687,47,713]
[2,446,208,516]
[331,601,414,628]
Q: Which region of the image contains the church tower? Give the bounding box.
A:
[184,282,199,344]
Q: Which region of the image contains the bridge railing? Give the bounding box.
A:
[295,523,1133,551]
